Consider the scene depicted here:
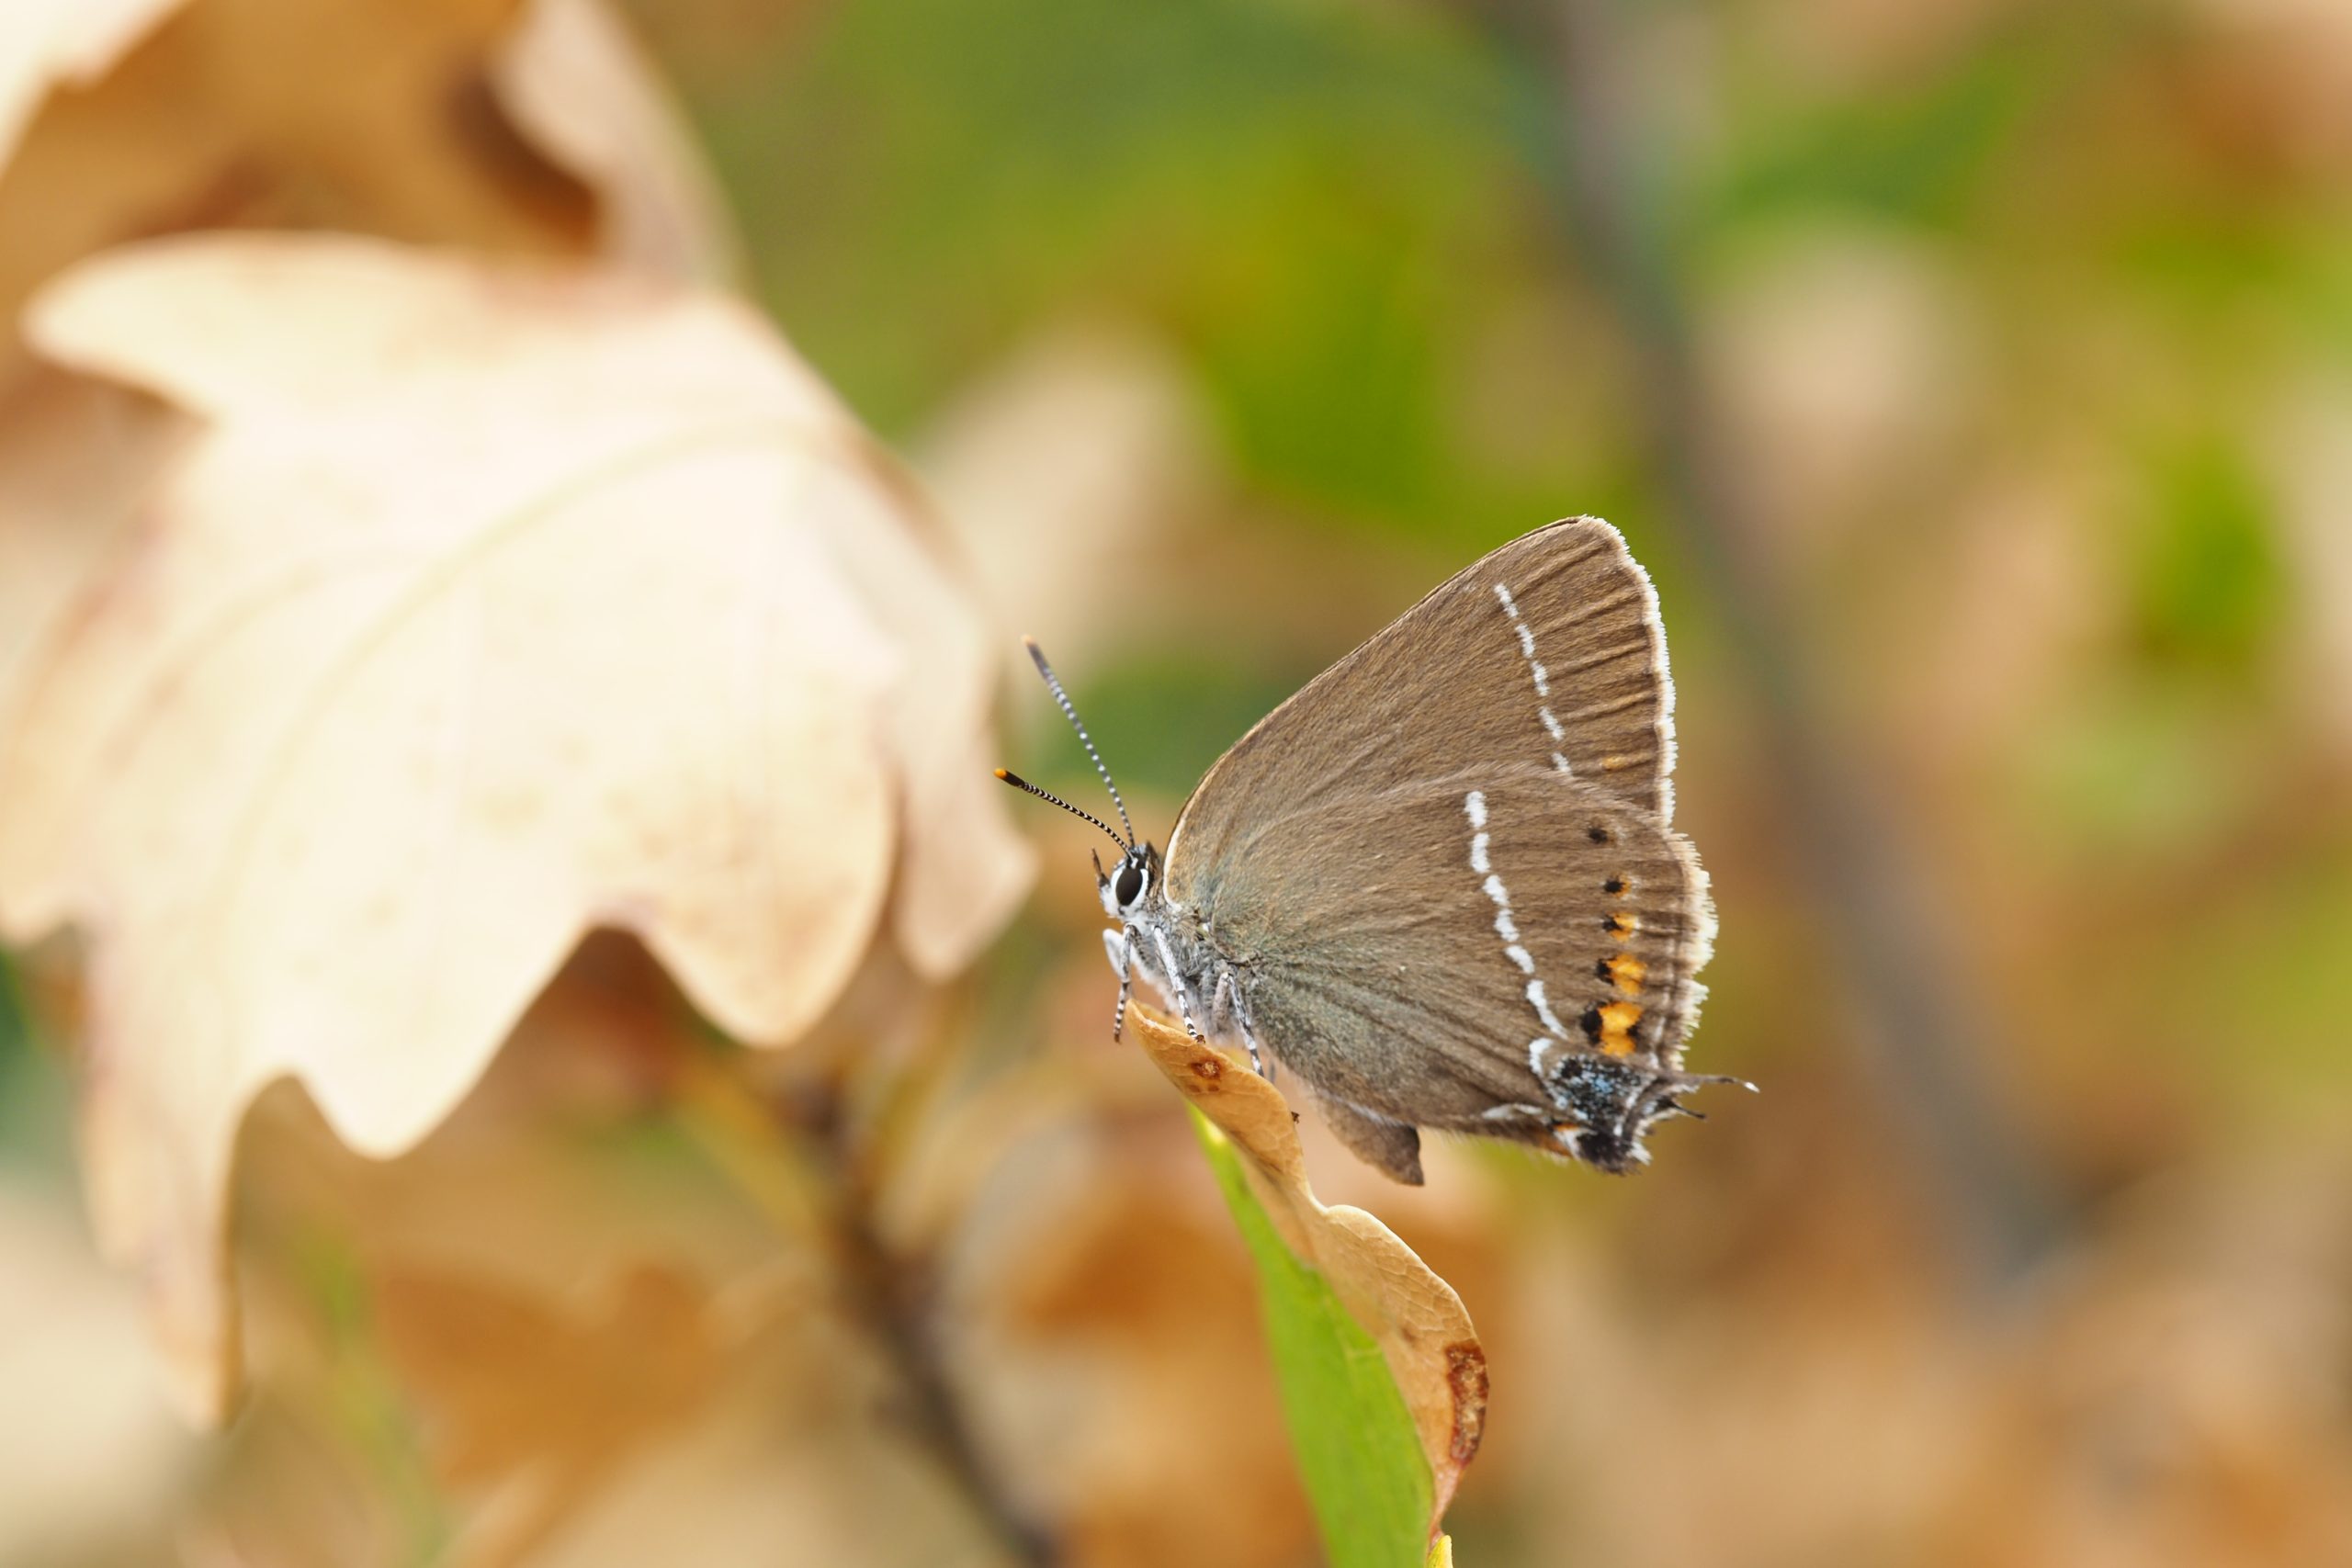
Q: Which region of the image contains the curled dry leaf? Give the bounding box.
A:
[0,0,735,392]
[0,0,181,167]
[0,233,1031,1419]
[490,0,743,288]
[1125,1005,1487,1523]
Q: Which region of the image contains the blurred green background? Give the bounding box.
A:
[629,0,2352,1560]
[639,0,2352,1194]
[6,0,2352,1563]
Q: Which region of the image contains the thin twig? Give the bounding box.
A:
[1508,0,2069,1282]
[672,1049,1054,1565]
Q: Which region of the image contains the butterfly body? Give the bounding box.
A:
[1011,517,1740,1184]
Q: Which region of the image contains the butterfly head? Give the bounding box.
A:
[1097,841,1162,919]
[996,637,1161,916]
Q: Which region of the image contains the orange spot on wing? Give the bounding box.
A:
[1606,910,1637,942]
[1597,1000,1643,1055]
[1604,953,1646,996]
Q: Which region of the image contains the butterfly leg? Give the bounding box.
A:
[1232,973,1272,1084]
[1148,925,1205,1041]
[1210,968,1268,1079]
[1102,928,1135,1042]
[1234,975,1272,1082]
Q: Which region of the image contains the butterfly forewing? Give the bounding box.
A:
[1167,518,1677,886]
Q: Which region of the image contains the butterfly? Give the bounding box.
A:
[998,517,1741,1181]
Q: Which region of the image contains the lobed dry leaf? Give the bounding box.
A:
[1125,1004,1487,1521]
[0,233,1030,1419]
[226,933,813,1325]
[0,0,742,876]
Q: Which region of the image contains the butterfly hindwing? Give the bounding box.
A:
[1178,765,1712,1156]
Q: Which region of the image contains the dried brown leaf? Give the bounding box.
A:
[0,233,1029,1418]
[490,0,743,288]
[0,0,737,395]
[377,1264,732,1568]
[0,0,560,391]
[0,0,182,169]
[0,368,185,739]
[520,1323,1024,1568]
[1125,1004,1487,1515]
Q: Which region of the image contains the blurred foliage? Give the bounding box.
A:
[6,0,2352,1562]
[628,0,2352,1557]
[676,0,1589,547]
[647,0,2352,1075]
[0,952,23,1072]
[0,953,28,1154]
[1695,10,2091,234]
[2130,434,2282,680]
[0,952,72,1172]
[1022,645,1317,804]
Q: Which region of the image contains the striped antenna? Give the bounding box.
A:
[1021,637,1136,846]
[994,769,1128,852]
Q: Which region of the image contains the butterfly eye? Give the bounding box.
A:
[1114,860,1147,908]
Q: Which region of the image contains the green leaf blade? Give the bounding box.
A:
[1193,1109,1435,1568]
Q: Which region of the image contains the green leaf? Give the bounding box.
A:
[2129,434,2283,682]
[1192,1108,1436,1568]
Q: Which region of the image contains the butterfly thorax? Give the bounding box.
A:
[1103,842,1259,1048]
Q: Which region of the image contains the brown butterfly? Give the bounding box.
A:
[999,517,1744,1182]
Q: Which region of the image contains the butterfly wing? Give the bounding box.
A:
[1160,519,1713,1174]
[1167,516,1679,881]
[1191,767,1713,1147]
